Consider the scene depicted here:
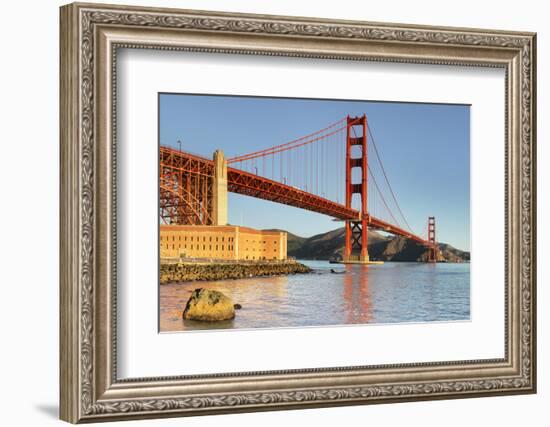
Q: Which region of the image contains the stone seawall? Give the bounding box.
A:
[160,261,311,284]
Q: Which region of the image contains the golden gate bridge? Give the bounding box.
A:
[159,115,438,263]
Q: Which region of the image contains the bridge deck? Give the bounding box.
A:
[227,167,359,221]
[160,147,431,246]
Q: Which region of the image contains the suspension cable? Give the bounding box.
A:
[367,122,414,233]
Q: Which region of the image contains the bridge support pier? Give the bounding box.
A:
[344,220,370,263]
[212,150,228,226]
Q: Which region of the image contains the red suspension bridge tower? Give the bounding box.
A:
[344,115,369,262]
[342,114,439,263]
[427,216,438,263]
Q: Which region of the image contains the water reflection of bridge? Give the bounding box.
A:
[343,266,371,324]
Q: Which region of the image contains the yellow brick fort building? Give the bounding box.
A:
[160,225,287,261]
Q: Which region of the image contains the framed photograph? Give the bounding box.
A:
[60,2,537,423]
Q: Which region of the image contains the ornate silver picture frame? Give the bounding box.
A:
[60,2,536,423]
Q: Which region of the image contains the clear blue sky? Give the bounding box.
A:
[160,93,470,251]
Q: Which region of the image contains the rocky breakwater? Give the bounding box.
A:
[160,260,311,284]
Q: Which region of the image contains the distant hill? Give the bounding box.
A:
[267,227,469,262]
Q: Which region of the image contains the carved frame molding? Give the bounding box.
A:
[60,2,536,423]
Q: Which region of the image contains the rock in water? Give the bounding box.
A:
[182,289,235,321]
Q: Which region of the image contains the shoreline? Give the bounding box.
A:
[160,260,312,284]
